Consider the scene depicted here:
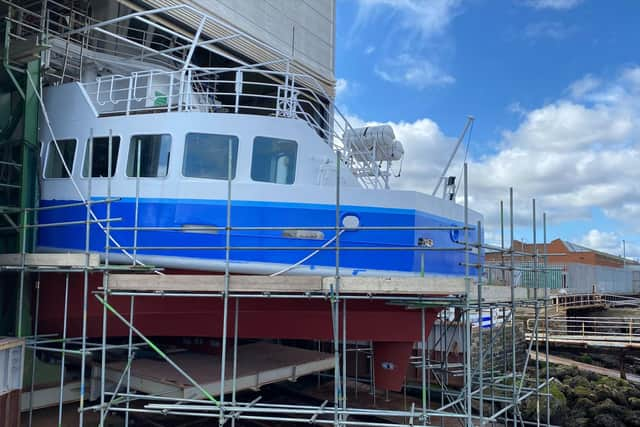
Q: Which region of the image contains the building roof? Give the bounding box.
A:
[509,238,639,266]
[561,240,592,253]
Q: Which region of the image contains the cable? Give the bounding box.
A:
[270,230,346,277]
[26,72,162,274]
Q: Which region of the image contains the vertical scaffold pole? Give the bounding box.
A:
[27,275,40,427]
[421,306,427,426]
[99,129,113,426]
[79,129,94,427]
[125,133,142,425]
[231,297,239,427]
[463,163,471,427]
[532,199,540,427]
[219,137,234,424]
[124,295,134,426]
[543,212,550,427]
[499,200,506,426]
[509,188,517,427]
[17,209,27,338]
[133,136,142,265]
[333,151,342,426]
[477,220,484,425]
[58,273,70,427]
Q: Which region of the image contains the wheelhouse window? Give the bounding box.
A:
[45,139,76,178]
[83,136,120,178]
[251,137,297,184]
[182,133,238,179]
[127,134,171,177]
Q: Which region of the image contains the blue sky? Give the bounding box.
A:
[334,0,640,258]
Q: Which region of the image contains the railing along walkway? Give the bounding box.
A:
[526,316,640,349]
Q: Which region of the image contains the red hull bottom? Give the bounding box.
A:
[37,272,442,391]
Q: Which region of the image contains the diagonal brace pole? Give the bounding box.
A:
[94,294,219,405]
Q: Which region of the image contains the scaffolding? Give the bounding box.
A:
[0,2,560,426]
[0,158,559,426]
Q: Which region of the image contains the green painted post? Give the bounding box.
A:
[20,59,40,252]
[14,59,40,338]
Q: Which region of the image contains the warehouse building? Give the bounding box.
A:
[486,239,640,294]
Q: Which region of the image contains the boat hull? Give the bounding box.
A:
[37,198,475,276]
[37,271,442,391]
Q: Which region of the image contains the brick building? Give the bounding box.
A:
[486,238,639,268]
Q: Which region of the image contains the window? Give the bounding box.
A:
[83,136,120,177]
[183,133,239,179]
[45,139,76,178]
[251,136,297,184]
[127,134,171,177]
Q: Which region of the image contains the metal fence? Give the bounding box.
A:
[566,263,635,295]
[486,261,565,289]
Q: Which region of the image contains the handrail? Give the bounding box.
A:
[78,66,390,188]
[526,316,640,346]
[3,0,395,190]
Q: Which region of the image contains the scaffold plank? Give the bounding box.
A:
[104,342,334,400]
[107,274,466,295]
[323,276,468,294]
[0,253,100,267]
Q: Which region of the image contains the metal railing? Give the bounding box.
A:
[526,316,640,347]
[2,0,394,189]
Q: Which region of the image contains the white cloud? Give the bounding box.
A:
[466,66,640,228]
[375,54,455,89]
[576,229,640,259]
[355,0,462,40]
[524,21,575,40]
[352,0,460,90]
[568,74,601,98]
[344,66,640,235]
[336,78,349,97]
[578,229,621,253]
[523,0,584,10]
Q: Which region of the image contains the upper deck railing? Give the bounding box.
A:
[2,0,396,189]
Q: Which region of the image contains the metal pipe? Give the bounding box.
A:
[104,245,468,251]
[124,295,135,426]
[79,129,93,427]
[231,298,239,427]
[94,294,219,404]
[219,136,234,423]
[533,199,540,427]
[333,150,341,425]
[106,225,470,231]
[510,187,517,426]
[133,135,142,265]
[432,117,474,196]
[477,220,484,425]
[99,129,113,425]
[27,275,40,427]
[463,163,471,427]
[57,273,69,427]
[421,307,427,426]
[543,212,551,427]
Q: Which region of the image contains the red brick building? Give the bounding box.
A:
[486,238,638,268]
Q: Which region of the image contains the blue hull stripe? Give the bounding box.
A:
[38,198,478,275]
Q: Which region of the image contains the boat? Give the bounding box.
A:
[9,1,482,391]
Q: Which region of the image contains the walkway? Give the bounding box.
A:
[529,352,640,384]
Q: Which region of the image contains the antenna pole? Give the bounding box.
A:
[432,116,474,196]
